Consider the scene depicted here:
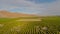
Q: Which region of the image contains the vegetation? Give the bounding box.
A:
[0,16,60,34]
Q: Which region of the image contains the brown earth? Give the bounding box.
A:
[0,10,38,18]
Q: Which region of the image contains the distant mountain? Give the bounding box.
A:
[0,10,37,18]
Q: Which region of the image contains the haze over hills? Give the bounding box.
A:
[0,10,38,18]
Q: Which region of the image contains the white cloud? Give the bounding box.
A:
[0,0,60,16]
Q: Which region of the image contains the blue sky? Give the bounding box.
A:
[0,0,60,16]
[27,0,56,3]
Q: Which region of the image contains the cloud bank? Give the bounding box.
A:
[0,0,60,16]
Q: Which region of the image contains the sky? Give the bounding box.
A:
[0,0,60,16]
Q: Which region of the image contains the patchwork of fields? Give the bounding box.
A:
[0,16,60,34]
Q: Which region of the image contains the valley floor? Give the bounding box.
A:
[0,16,60,34]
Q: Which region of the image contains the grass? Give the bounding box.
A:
[0,16,60,34]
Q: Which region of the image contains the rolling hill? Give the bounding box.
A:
[0,10,37,18]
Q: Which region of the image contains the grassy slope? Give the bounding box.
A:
[0,16,60,34]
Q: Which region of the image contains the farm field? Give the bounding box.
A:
[0,16,60,34]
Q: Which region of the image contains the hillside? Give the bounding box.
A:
[0,10,37,18]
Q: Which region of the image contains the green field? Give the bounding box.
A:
[0,16,60,34]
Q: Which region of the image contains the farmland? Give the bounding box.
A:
[0,16,60,34]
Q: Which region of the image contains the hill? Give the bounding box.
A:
[0,10,37,18]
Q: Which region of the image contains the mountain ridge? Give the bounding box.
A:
[0,10,38,18]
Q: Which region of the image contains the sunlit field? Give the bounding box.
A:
[0,16,60,34]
